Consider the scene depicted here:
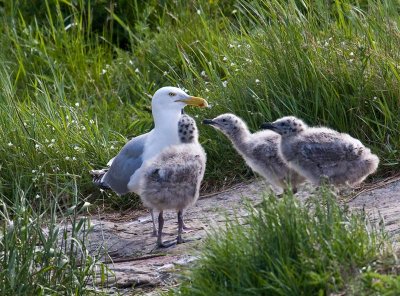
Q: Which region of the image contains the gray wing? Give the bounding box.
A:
[298,139,362,166]
[102,132,149,195]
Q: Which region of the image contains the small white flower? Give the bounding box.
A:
[349,52,354,56]
[230,62,235,66]
[74,146,79,150]
[75,102,80,107]
[81,126,86,130]
[222,81,228,88]
[205,88,210,92]
[197,9,201,15]
[65,156,70,160]
[237,44,241,48]
[35,144,40,149]
[35,194,40,199]
[223,56,228,61]
[208,61,212,65]
[135,68,140,73]
[255,79,260,84]
[229,44,234,48]
[163,71,168,76]
[129,60,134,65]
[8,142,13,147]
[201,70,206,77]
[110,145,115,150]
[51,139,55,143]
[89,119,94,124]
[72,157,77,161]
[232,9,237,14]
[100,69,107,75]
[23,122,28,127]
[32,170,37,173]
[6,220,14,232]
[81,202,91,210]
[64,22,77,31]
[349,59,354,63]
[66,115,69,120]
[105,64,110,69]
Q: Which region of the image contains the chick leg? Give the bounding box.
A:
[151,209,157,237]
[177,210,184,244]
[157,211,165,247]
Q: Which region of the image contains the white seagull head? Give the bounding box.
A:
[152,87,208,113]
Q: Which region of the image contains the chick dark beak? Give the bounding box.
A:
[203,119,216,125]
[261,123,275,130]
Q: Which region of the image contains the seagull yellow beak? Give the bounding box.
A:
[175,96,208,108]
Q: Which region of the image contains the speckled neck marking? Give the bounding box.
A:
[178,114,197,143]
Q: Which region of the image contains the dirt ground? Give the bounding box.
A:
[79,178,400,295]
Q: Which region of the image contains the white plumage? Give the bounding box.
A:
[261,116,379,187]
[204,113,305,193]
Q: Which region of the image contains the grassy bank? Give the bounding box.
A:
[167,189,399,295]
[0,0,399,206]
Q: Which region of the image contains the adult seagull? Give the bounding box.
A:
[91,86,208,196]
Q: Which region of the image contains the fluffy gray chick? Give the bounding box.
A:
[138,114,206,247]
[204,113,305,193]
[261,116,379,187]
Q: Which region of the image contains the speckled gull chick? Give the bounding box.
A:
[203,113,305,193]
[261,116,379,187]
[90,86,208,195]
[133,114,206,247]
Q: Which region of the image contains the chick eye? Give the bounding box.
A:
[169,92,176,97]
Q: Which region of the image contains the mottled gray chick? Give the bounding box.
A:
[261,116,379,187]
[138,114,206,247]
[203,113,305,193]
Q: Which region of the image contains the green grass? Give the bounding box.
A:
[0,181,110,295]
[166,188,398,296]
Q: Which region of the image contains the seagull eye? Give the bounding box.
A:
[222,119,226,122]
[169,92,176,97]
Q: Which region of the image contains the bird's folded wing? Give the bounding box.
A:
[298,141,360,166]
[102,132,149,195]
